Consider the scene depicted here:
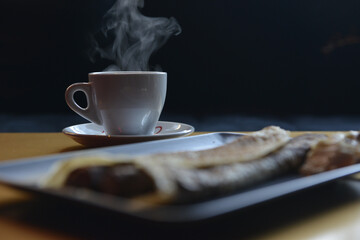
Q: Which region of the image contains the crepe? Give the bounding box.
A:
[42,126,325,203]
[300,131,360,176]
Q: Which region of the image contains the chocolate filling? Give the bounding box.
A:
[65,163,156,198]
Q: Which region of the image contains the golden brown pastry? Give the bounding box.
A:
[300,131,360,176]
[42,126,325,203]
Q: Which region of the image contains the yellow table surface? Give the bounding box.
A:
[1,132,360,239]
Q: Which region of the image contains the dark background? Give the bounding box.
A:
[1,0,360,131]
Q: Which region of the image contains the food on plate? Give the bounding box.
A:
[42,126,326,203]
[300,131,360,175]
[165,133,326,202]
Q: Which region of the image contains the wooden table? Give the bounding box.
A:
[1,132,360,239]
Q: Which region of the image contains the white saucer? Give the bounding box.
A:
[62,121,195,147]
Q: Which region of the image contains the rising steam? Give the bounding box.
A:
[92,0,181,71]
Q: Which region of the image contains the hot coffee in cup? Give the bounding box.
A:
[65,71,167,135]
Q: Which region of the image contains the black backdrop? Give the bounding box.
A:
[2,0,360,116]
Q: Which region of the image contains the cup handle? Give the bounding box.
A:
[65,83,102,125]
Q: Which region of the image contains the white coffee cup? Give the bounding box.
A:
[65,71,167,135]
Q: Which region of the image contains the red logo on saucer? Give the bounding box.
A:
[155,126,162,134]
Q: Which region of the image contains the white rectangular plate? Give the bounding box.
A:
[0,132,360,223]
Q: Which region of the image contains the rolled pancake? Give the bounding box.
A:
[42,126,324,203]
[300,131,360,176]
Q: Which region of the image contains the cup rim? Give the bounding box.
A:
[89,71,166,76]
